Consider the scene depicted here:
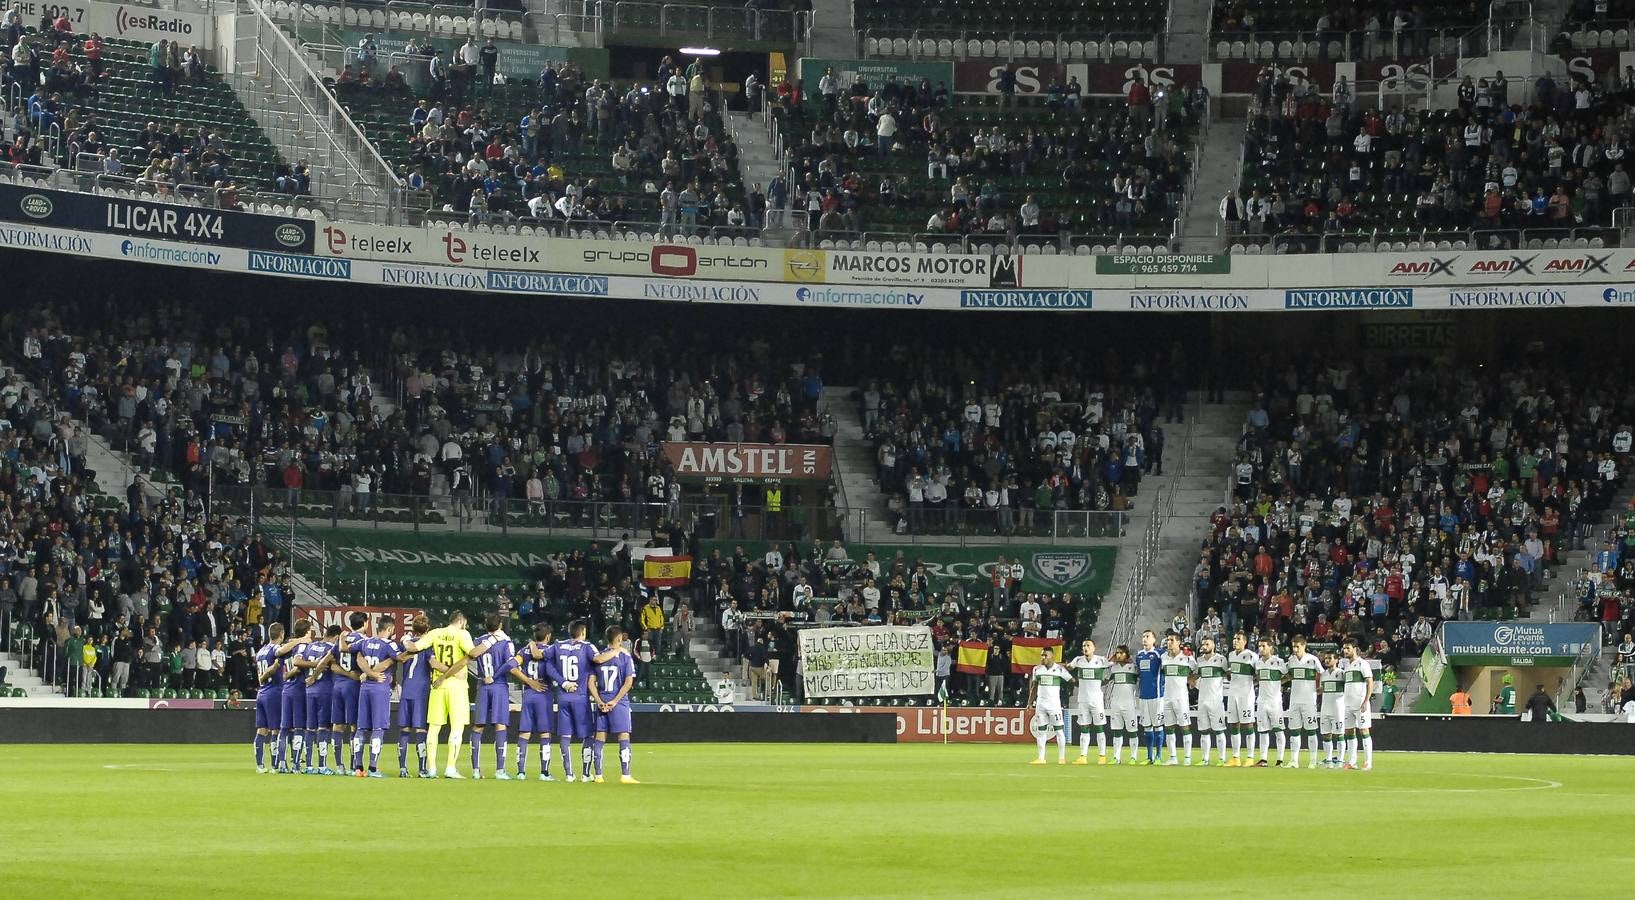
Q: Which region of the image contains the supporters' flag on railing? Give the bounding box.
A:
[1009,637,1064,674]
[955,640,989,675]
[642,555,692,587]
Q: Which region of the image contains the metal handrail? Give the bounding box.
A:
[244,0,405,221]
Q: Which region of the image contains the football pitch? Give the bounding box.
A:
[3,743,1630,898]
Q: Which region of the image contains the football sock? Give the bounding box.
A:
[369,729,383,771]
[471,730,483,771]
[1096,727,1107,755]
[591,739,605,776]
[416,737,428,772]
[351,731,364,769]
[517,737,530,775]
[292,731,306,768]
[1183,731,1193,763]
[541,740,552,773]
[1035,731,1047,760]
[495,732,508,771]
[398,731,410,770]
[559,737,573,776]
[1276,730,1287,763]
[619,738,632,776]
[254,734,265,767]
[447,730,465,773]
[1362,732,1373,767]
[317,729,331,768]
[1215,731,1228,763]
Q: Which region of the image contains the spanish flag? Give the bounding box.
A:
[642,555,692,588]
[1009,637,1064,674]
[955,640,989,675]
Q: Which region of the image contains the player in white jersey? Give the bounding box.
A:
[1067,639,1110,764]
[1318,650,1345,767]
[1340,640,1375,770]
[1252,638,1289,767]
[1159,633,1196,765]
[1284,635,1323,768]
[1026,647,1073,765]
[1225,632,1259,766]
[1192,637,1229,766]
[1104,646,1139,764]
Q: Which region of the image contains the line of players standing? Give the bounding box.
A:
[1026,630,1376,769]
[250,610,641,782]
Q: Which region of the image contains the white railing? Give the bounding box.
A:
[239,0,406,223]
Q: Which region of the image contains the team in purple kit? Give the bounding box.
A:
[252,616,638,783]
[469,615,517,780]
[589,626,639,784]
[394,616,434,778]
[513,624,557,781]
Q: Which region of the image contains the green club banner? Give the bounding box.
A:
[273,528,1113,597]
[701,540,1114,596]
[796,57,954,89]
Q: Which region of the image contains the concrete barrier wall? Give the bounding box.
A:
[0,709,898,745]
[1373,716,1635,755]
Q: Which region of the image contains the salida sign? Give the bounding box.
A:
[662,442,833,483]
[803,705,1034,743]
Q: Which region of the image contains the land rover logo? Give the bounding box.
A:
[1031,553,1092,587]
[20,194,52,219]
[275,223,306,247]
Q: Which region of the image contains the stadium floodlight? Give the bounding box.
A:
[679,47,721,56]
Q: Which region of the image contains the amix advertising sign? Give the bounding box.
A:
[662,442,833,483]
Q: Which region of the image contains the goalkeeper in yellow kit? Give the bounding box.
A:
[420,611,477,778]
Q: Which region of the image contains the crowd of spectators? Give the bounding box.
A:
[4,14,299,198]
[5,276,838,534]
[856,340,1190,535]
[0,354,300,699]
[1233,64,1635,246]
[1186,357,1631,677]
[777,68,1202,241]
[342,49,754,227]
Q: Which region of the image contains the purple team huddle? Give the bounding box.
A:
[251,612,639,783]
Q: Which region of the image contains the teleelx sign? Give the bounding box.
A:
[0,183,312,252]
[661,442,833,483]
[798,626,935,698]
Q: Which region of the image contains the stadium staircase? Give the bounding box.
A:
[1162,0,1212,64]
[1097,390,1252,646]
[807,0,859,58]
[726,111,782,197]
[1175,119,1245,254]
[822,384,896,538]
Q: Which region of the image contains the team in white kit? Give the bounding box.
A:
[1025,630,1375,769]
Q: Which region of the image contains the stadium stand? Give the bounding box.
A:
[1193,357,1631,667]
[6,26,293,195]
[328,51,752,231]
[776,74,1205,249]
[854,338,1188,535]
[1210,1,1481,60]
[1231,63,1629,252]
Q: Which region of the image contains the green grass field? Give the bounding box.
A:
[2,744,1630,897]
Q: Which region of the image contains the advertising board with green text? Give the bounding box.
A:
[272,528,1113,597]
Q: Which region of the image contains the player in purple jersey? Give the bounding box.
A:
[511,623,556,781]
[393,615,434,778]
[469,613,517,779]
[354,616,399,778]
[331,612,370,775]
[546,620,600,782]
[296,628,339,774]
[253,623,287,773]
[589,626,639,784]
[276,621,314,774]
